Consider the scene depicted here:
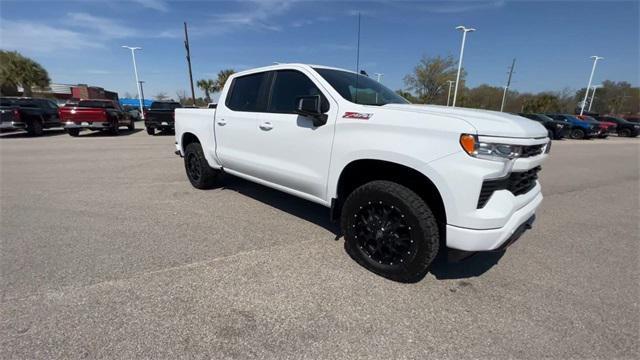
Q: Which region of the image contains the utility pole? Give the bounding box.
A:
[500,58,516,112]
[580,56,603,115]
[446,80,455,106]
[184,22,196,106]
[138,80,145,106]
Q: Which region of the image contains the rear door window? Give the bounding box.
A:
[226,72,269,112]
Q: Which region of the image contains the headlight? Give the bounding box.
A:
[460,134,522,162]
[634,125,640,129]
[556,123,562,128]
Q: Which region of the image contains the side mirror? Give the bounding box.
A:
[295,95,327,127]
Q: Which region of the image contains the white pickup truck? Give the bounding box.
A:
[175,63,549,282]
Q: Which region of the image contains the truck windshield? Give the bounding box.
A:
[313,68,409,106]
[151,102,181,110]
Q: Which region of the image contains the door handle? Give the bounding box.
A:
[259,122,273,131]
[217,119,226,126]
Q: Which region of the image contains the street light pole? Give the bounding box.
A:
[122,46,145,120]
[374,73,383,83]
[580,56,603,115]
[452,26,475,107]
[500,58,516,112]
[446,80,455,106]
[588,84,600,112]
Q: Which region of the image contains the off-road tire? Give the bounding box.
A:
[341,180,439,283]
[184,142,219,189]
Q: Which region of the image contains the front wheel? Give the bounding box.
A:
[146,127,155,136]
[127,119,135,131]
[184,142,220,189]
[619,128,631,137]
[570,128,585,139]
[341,180,439,283]
[67,128,80,137]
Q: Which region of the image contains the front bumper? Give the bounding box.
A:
[446,191,542,251]
[0,121,27,131]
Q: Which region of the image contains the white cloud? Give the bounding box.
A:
[205,0,297,34]
[131,0,170,12]
[394,0,506,14]
[67,12,137,38]
[0,19,102,53]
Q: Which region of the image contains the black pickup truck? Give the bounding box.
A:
[0,97,62,136]
[144,101,182,135]
[518,113,567,140]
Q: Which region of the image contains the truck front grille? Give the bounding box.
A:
[477,166,541,208]
[520,144,545,158]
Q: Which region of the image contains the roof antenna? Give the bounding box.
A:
[355,12,361,103]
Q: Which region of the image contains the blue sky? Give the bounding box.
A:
[1,0,638,99]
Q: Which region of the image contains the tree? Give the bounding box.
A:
[522,93,561,113]
[402,55,462,104]
[154,92,169,101]
[395,90,417,103]
[0,50,50,96]
[213,69,235,93]
[196,79,215,102]
[462,84,504,110]
[176,90,188,105]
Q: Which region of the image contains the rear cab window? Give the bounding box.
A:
[226,72,269,112]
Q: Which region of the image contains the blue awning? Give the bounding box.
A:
[119,98,153,108]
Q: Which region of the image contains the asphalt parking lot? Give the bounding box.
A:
[1,127,638,359]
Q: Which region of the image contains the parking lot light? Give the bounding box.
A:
[452,26,475,108]
[447,80,455,106]
[580,56,603,116]
[122,46,145,120]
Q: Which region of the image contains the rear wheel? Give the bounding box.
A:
[341,180,439,283]
[570,128,585,139]
[110,121,120,136]
[67,128,80,137]
[27,119,44,136]
[184,142,220,189]
[619,128,631,137]
[146,127,155,135]
[127,119,135,131]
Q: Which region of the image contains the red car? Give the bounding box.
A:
[60,99,134,137]
[576,115,616,138]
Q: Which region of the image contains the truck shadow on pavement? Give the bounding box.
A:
[0,129,68,138]
[218,174,503,280]
[78,129,143,137]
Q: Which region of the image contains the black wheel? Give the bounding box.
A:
[570,128,585,139]
[146,127,155,135]
[128,119,135,131]
[547,129,554,139]
[27,119,44,136]
[67,128,80,137]
[619,128,631,137]
[184,142,219,189]
[341,180,439,283]
[110,121,120,136]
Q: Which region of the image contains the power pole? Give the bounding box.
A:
[500,58,516,112]
[184,22,196,106]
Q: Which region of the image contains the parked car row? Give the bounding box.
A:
[0,97,183,137]
[517,112,639,139]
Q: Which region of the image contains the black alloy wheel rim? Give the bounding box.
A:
[186,153,202,181]
[352,201,416,266]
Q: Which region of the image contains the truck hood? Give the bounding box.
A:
[382,104,548,138]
